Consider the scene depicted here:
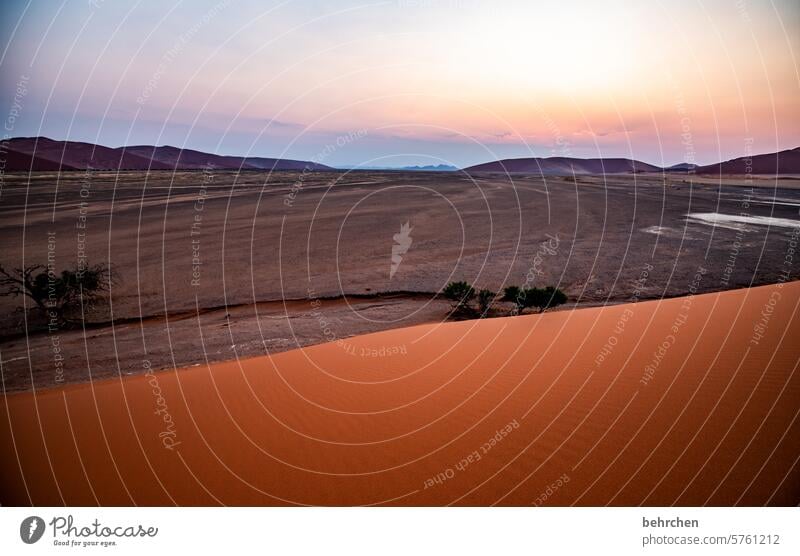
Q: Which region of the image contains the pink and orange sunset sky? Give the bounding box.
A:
[1,0,798,167]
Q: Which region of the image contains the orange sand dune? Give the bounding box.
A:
[1,283,799,506]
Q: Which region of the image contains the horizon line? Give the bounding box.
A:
[5,135,798,171]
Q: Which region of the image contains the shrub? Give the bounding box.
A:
[477,289,496,316]
[442,281,475,311]
[501,285,568,314]
[539,286,567,311]
[501,285,523,313]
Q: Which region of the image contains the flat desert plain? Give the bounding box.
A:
[0,282,798,505]
[1,170,799,390]
[1,170,799,506]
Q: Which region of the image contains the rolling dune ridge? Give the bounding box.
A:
[1,282,798,506]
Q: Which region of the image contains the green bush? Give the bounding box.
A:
[477,289,496,316]
[444,281,567,317]
[540,286,567,311]
[502,285,567,314]
[501,285,524,313]
[442,281,475,311]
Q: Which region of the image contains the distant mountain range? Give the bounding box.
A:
[3,137,798,176]
[463,147,800,176]
[664,162,698,172]
[343,164,457,171]
[464,157,660,175]
[1,137,332,171]
[396,164,457,172]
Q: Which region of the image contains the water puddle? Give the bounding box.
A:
[686,212,800,231]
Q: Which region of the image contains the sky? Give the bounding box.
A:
[1,0,798,168]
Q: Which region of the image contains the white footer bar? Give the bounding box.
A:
[1,507,797,555]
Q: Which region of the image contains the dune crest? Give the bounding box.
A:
[1,283,798,506]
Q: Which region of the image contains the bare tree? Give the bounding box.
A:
[0,263,113,328]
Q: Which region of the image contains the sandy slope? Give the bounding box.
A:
[1,282,799,506]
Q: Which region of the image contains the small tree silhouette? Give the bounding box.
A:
[442,281,475,312]
[0,263,113,328]
[538,286,567,312]
[502,285,567,314]
[477,289,496,316]
[502,285,525,313]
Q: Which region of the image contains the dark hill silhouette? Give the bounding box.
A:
[0,142,78,171]
[4,137,798,175]
[3,137,332,171]
[464,148,800,176]
[694,147,800,174]
[463,156,661,175]
[6,137,171,170]
[665,162,698,172]
[125,144,330,171]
